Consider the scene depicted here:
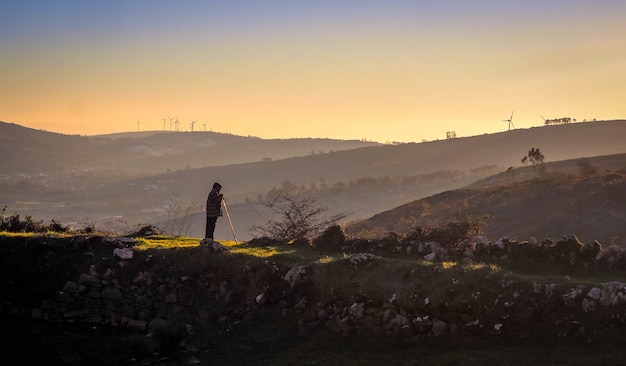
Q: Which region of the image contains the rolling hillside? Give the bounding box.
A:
[346,154,626,247]
[2,120,626,241]
[0,121,379,175]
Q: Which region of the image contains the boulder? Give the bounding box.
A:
[347,253,381,265]
[349,303,365,319]
[199,239,230,253]
[284,265,308,287]
[113,247,134,259]
[432,319,447,336]
[599,281,626,306]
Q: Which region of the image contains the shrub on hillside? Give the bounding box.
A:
[312,225,346,249]
[0,207,67,233]
[251,180,349,243]
[403,218,485,254]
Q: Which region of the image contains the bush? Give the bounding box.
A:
[251,180,349,242]
[0,207,68,233]
[404,218,485,254]
[312,225,346,249]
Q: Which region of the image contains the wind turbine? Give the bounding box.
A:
[137,120,140,131]
[503,110,515,131]
[190,119,196,132]
[174,117,179,132]
[162,116,168,131]
[202,120,207,132]
[168,117,173,131]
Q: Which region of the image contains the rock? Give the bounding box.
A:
[475,236,489,246]
[386,314,409,330]
[125,319,147,330]
[413,315,432,333]
[62,281,85,294]
[554,235,583,265]
[587,287,602,300]
[113,247,133,260]
[432,319,447,336]
[136,225,158,237]
[78,273,99,285]
[580,240,602,261]
[582,298,596,312]
[596,245,624,267]
[102,286,123,300]
[347,253,381,265]
[562,285,586,306]
[164,291,177,303]
[294,297,307,310]
[494,238,507,249]
[284,265,308,287]
[199,239,230,253]
[187,356,201,365]
[256,293,267,305]
[424,252,437,261]
[349,303,365,319]
[599,281,626,306]
[64,309,90,318]
[103,236,136,247]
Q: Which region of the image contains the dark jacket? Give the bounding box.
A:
[206,188,222,217]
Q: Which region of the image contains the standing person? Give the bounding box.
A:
[205,182,223,241]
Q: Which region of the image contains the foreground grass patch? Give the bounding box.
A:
[134,236,200,250]
[0,231,72,238]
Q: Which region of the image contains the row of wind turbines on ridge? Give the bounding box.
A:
[148,116,211,132]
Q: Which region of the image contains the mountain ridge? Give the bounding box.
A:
[0,121,380,175]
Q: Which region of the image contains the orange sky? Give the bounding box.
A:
[2,1,625,142]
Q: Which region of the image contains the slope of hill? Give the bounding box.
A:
[0,121,379,175]
[81,119,626,202]
[346,155,626,247]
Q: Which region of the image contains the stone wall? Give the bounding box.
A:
[3,233,626,344]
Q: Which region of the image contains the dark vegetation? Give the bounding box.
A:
[2,211,626,364]
[0,206,68,233]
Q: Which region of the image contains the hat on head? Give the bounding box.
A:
[213,182,222,189]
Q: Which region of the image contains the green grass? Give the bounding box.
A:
[134,235,201,250]
[0,230,72,238]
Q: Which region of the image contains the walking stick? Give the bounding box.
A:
[222,198,238,243]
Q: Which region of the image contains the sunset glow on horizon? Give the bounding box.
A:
[2,1,625,143]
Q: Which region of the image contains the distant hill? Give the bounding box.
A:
[346,153,626,247]
[0,121,379,175]
[2,119,626,241]
[96,119,626,199]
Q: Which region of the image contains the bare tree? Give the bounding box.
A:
[251,180,349,243]
[163,191,200,236]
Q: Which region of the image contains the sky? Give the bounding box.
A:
[1,1,625,143]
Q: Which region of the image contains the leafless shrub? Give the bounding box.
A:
[163,191,200,236]
[251,180,350,243]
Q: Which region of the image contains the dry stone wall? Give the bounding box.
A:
[2,233,626,344]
